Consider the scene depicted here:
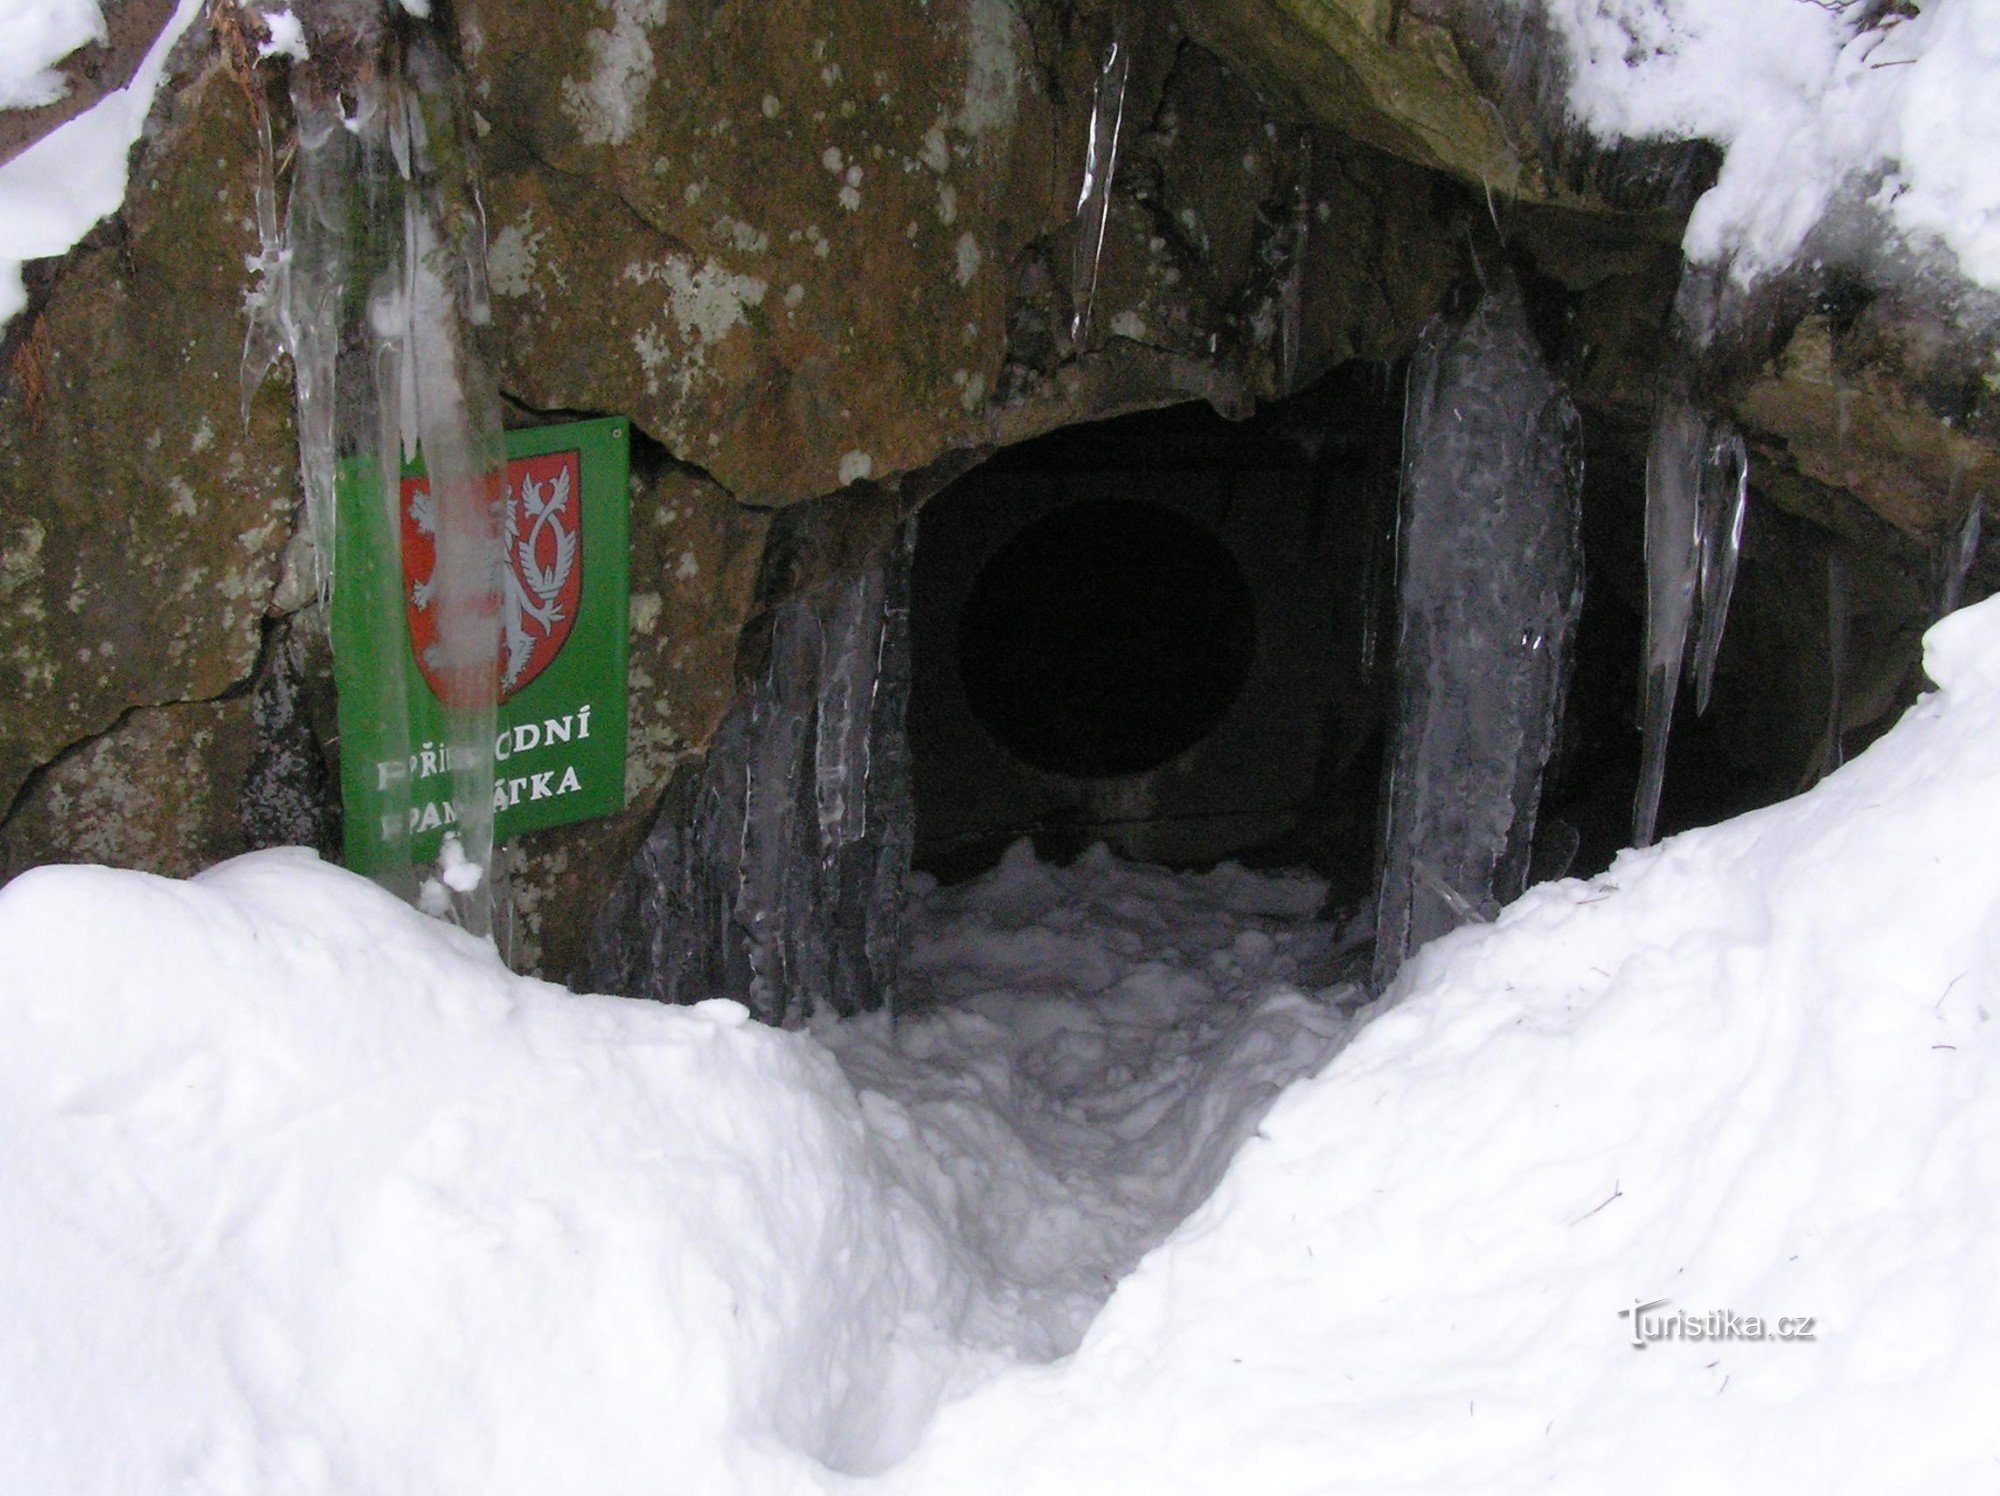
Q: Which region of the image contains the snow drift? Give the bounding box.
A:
[882,593,2000,1494]
[6,593,2000,1490]
[0,805,1345,1490]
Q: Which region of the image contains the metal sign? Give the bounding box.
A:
[334,418,630,873]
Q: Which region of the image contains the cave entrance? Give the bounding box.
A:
[909,369,1401,891]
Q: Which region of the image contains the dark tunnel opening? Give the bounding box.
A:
[909,357,1939,911]
[955,497,1258,780]
[910,370,1401,890]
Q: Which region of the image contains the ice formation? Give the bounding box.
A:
[1936,491,1983,621]
[592,517,915,1025]
[1822,546,1851,779]
[1066,9,1129,347]
[1274,130,1312,392]
[244,12,510,937]
[1634,389,1750,846]
[1373,274,1583,990]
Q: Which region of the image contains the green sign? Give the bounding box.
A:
[333,418,630,873]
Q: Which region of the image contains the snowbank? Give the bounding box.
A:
[0,851,918,1491]
[1548,0,2000,291]
[6,596,1999,1494]
[0,815,1340,1490]
[880,600,2000,1493]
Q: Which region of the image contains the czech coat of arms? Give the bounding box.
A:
[402,449,583,703]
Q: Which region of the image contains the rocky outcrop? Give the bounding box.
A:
[1737,305,2000,543]
[1169,0,1718,212]
[1,0,1994,980]
[467,0,1063,505]
[0,63,296,822]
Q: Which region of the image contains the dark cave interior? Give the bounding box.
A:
[909,360,1934,901]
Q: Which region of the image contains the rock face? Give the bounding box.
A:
[1738,307,2000,543]
[1,0,1995,984]
[0,63,297,822]
[468,0,1061,505]
[1170,0,1718,212]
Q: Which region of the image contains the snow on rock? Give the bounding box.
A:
[882,594,2000,1494]
[0,0,108,111]
[1547,0,2000,291]
[0,0,204,329]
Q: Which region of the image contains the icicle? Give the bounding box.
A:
[736,600,820,1021]
[1635,395,1752,845]
[248,16,510,939]
[1276,129,1312,394]
[1372,274,1584,993]
[814,563,889,859]
[375,32,508,940]
[274,89,356,607]
[598,515,914,1025]
[1822,548,1850,779]
[1633,394,1704,849]
[1936,490,1983,620]
[1691,427,1748,716]
[1356,478,1394,680]
[859,516,916,1025]
[1411,860,1486,926]
[1356,367,1397,682]
[241,104,286,428]
[1068,14,1130,347]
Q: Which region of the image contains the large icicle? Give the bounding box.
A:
[1634,397,1704,849]
[590,517,915,1026]
[1275,129,1312,394]
[1821,547,1850,780]
[1372,276,1583,993]
[1067,11,1129,348]
[1691,428,1748,715]
[247,11,510,938]
[1935,491,1983,620]
[1634,393,1753,846]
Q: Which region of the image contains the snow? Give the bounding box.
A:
[258,9,308,64]
[0,815,1344,1489]
[1546,0,2000,291]
[6,594,2000,1490]
[881,592,2000,1495]
[0,0,204,329]
[0,0,106,110]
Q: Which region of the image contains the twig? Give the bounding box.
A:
[1569,1181,1623,1225]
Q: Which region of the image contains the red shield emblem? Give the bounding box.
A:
[402,449,583,703]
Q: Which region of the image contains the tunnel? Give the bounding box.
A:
[909,375,1396,895]
[903,357,1938,917]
